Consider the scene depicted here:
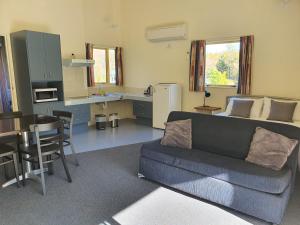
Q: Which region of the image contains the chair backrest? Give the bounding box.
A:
[0,111,22,119]
[30,120,64,148]
[53,110,74,136]
[53,110,73,121]
[0,111,23,138]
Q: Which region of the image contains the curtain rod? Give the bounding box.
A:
[187,35,245,54]
[204,36,241,44]
[93,44,118,49]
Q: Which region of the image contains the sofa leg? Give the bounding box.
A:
[138,173,145,179]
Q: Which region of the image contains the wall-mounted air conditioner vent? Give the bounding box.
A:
[146,23,187,42]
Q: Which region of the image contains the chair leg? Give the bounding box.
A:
[60,149,72,183]
[37,154,46,195]
[47,155,54,175]
[20,155,26,186]
[70,141,79,166]
[3,162,9,180]
[12,153,20,188]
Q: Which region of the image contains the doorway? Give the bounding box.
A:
[0,36,12,112]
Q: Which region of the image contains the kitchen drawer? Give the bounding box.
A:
[133,100,153,119]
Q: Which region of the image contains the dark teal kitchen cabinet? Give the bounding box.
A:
[26,31,47,82]
[43,33,63,81]
[25,31,62,81]
[33,102,65,116]
[33,102,91,125]
[11,30,90,125]
[66,105,91,125]
[133,100,153,126]
[11,30,64,114]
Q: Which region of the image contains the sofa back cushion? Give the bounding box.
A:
[167,111,300,160]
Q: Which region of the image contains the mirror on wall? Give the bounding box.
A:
[0,36,12,112]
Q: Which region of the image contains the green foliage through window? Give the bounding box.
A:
[205,42,240,86]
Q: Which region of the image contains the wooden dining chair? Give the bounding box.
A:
[0,111,22,187]
[20,120,72,195]
[53,110,79,166]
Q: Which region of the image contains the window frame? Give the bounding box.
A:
[205,39,240,88]
[93,47,116,85]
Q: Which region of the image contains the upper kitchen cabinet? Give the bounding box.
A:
[43,33,63,81]
[11,30,64,115]
[12,30,63,82]
[26,31,47,82]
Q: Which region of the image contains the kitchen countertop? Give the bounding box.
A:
[64,92,153,106]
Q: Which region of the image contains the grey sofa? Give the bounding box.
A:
[139,111,300,225]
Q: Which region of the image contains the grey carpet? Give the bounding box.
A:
[0,144,299,225]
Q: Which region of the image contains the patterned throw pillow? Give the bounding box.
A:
[161,119,192,149]
[246,127,298,170]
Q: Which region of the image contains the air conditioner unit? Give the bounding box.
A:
[146,23,187,42]
[63,59,95,67]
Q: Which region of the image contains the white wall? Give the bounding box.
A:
[2,0,300,115]
[121,0,300,111]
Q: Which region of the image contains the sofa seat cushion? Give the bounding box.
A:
[141,140,292,194]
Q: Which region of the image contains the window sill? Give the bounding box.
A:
[206,85,237,89]
[94,83,116,87]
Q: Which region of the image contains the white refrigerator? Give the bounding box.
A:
[153,83,182,129]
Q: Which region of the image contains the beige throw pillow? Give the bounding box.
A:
[161,119,192,149]
[246,127,298,170]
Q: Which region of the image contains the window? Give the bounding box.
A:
[205,41,240,86]
[93,48,116,84]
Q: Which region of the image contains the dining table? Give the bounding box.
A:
[0,114,59,188]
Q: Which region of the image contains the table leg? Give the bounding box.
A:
[22,131,32,173]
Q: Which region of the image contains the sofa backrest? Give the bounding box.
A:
[167,111,300,160]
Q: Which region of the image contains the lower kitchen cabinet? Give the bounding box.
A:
[65,104,90,125]
[33,102,90,125]
[132,100,153,126]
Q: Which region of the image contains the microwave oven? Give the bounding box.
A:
[33,88,58,103]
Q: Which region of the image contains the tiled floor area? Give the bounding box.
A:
[65,119,163,154]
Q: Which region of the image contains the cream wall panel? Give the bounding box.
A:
[0,0,123,115]
[3,0,300,117]
[83,0,122,46]
[0,0,88,102]
[121,0,300,111]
